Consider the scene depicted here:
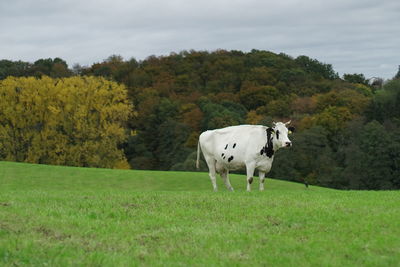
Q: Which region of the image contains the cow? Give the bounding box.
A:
[196,121,295,191]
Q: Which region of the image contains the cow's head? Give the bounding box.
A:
[268,121,295,149]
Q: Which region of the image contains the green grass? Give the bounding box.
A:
[1,161,399,266]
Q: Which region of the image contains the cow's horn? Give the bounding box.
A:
[285,120,291,125]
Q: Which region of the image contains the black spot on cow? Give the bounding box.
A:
[264,127,275,158]
[266,146,274,158]
[276,130,280,140]
[233,143,236,148]
[260,148,264,155]
[223,156,226,159]
[221,153,224,157]
[268,149,274,157]
[224,144,228,150]
[228,156,234,162]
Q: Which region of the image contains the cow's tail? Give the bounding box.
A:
[196,141,201,169]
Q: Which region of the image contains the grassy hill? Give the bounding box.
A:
[1,161,399,266]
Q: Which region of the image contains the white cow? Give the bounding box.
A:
[196,121,294,191]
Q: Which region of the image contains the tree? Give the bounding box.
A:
[313,106,353,137]
[181,103,203,131]
[295,55,339,80]
[0,60,32,79]
[246,66,277,85]
[367,79,400,122]
[0,76,132,168]
[123,134,155,170]
[31,58,72,78]
[314,89,370,114]
[199,99,246,130]
[343,73,368,85]
[156,119,192,170]
[394,65,400,80]
[339,121,394,189]
[238,82,278,110]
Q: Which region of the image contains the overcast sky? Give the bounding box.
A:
[1,0,399,79]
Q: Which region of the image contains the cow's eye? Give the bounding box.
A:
[276,130,280,139]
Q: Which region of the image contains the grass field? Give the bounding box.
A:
[1,161,399,266]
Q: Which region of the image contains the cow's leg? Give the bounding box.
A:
[205,158,218,192]
[216,162,233,191]
[259,171,266,191]
[246,163,256,192]
[220,169,234,191]
[225,170,234,191]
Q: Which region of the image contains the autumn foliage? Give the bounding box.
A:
[0,76,132,168]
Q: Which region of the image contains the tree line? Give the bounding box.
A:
[1,50,399,189]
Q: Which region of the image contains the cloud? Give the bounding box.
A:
[1,0,399,78]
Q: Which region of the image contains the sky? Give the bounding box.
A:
[1,0,399,79]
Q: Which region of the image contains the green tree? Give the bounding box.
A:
[367,79,400,122]
[199,99,246,129]
[31,58,72,78]
[295,55,339,80]
[156,119,191,170]
[0,60,32,79]
[123,134,155,170]
[343,73,368,85]
[340,121,394,189]
[394,66,400,79]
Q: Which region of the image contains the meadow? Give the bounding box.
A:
[0,161,399,266]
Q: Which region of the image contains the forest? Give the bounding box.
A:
[1,49,399,190]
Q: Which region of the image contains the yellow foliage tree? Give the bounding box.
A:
[0,76,133,168]
[314,106,353,134]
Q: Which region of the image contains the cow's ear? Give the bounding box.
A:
[288,126,295,134]
[267,127,275,134]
